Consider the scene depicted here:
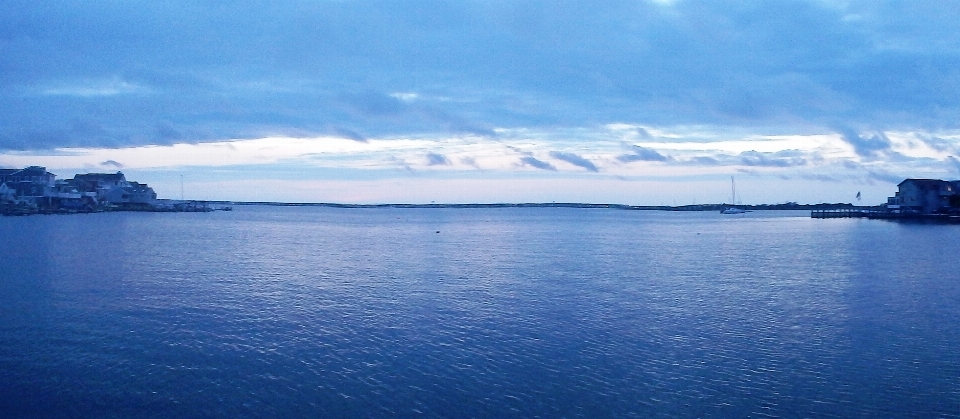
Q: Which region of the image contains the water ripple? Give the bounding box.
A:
[1,209,959,417]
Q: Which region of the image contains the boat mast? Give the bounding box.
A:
[730,176,736,206]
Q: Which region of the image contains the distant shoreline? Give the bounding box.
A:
[223,201,872,211]
[2,199,875,216]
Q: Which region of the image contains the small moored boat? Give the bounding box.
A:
[721,176,746,214]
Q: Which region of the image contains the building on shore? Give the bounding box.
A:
[73,172,157,208]
[0,167,157,212]
[886,178,960,215]
[0,166,56,203]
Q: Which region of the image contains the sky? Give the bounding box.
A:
[3,0,960,204]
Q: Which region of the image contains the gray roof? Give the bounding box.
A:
[0,166,55,178]
[73,172,126,181]
[898,178,945,186]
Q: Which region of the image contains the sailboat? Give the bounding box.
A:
[721,176,746,214]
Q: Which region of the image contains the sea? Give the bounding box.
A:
[1,206,959,418]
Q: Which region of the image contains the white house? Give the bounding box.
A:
[103,181,158,207]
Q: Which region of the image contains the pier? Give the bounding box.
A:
[810,209,869,218]
[811,208,960,223]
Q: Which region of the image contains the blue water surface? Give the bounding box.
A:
[1,207,959,418]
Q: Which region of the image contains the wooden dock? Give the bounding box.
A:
[810,209,868,218]
[812,209,960,223]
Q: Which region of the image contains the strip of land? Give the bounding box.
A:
[229,202,865,211]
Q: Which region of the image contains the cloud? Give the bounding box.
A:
[918,135,959,154]
[689,156,720,166]
[336,90,495,137]
[549,151,598,172]
[635,128,653,140]
[327,126,368,143]
[1,0,960,157]
[842,160,861,170]
[617,145,670,162]
[866,170,904,184]
[40,78,150,97]
[739,150,808,167]
[799,173,840,182]
[340,91,409,118]
[426,152,450,166]
[949,156,960,176]
[426,110,497,137]
[390,92,419,102]
[519,156,556,171]
[837,128,893,158]
[390,156,415,174]
[156,123,183,142]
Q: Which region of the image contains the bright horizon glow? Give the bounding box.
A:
[3,125,959,205]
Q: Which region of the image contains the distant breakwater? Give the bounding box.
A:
[233,202,868,212]
[3,200,872,216]
[1,200,229,216]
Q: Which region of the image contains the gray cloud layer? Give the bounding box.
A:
[2,0,960,150]
[618,146,670,163]
[520,157,556,171]
[549,151,598,172]
[426,152,450,166]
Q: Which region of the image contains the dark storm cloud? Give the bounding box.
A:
[520,157,556,171]
[549,151,598,172]
[2,0,960,151]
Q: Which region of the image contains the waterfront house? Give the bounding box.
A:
[0,166,56,186]
[51,180,98,211]
[889,179,960,214]
[0,166,57,206]
[0,169,16,182]
[2,166,162,214]
[0,182,15,203]
[69,171,155,207]
[71,172,130,197]
[103,181,158,207]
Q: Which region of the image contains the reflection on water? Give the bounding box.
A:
[1,208,959,417]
